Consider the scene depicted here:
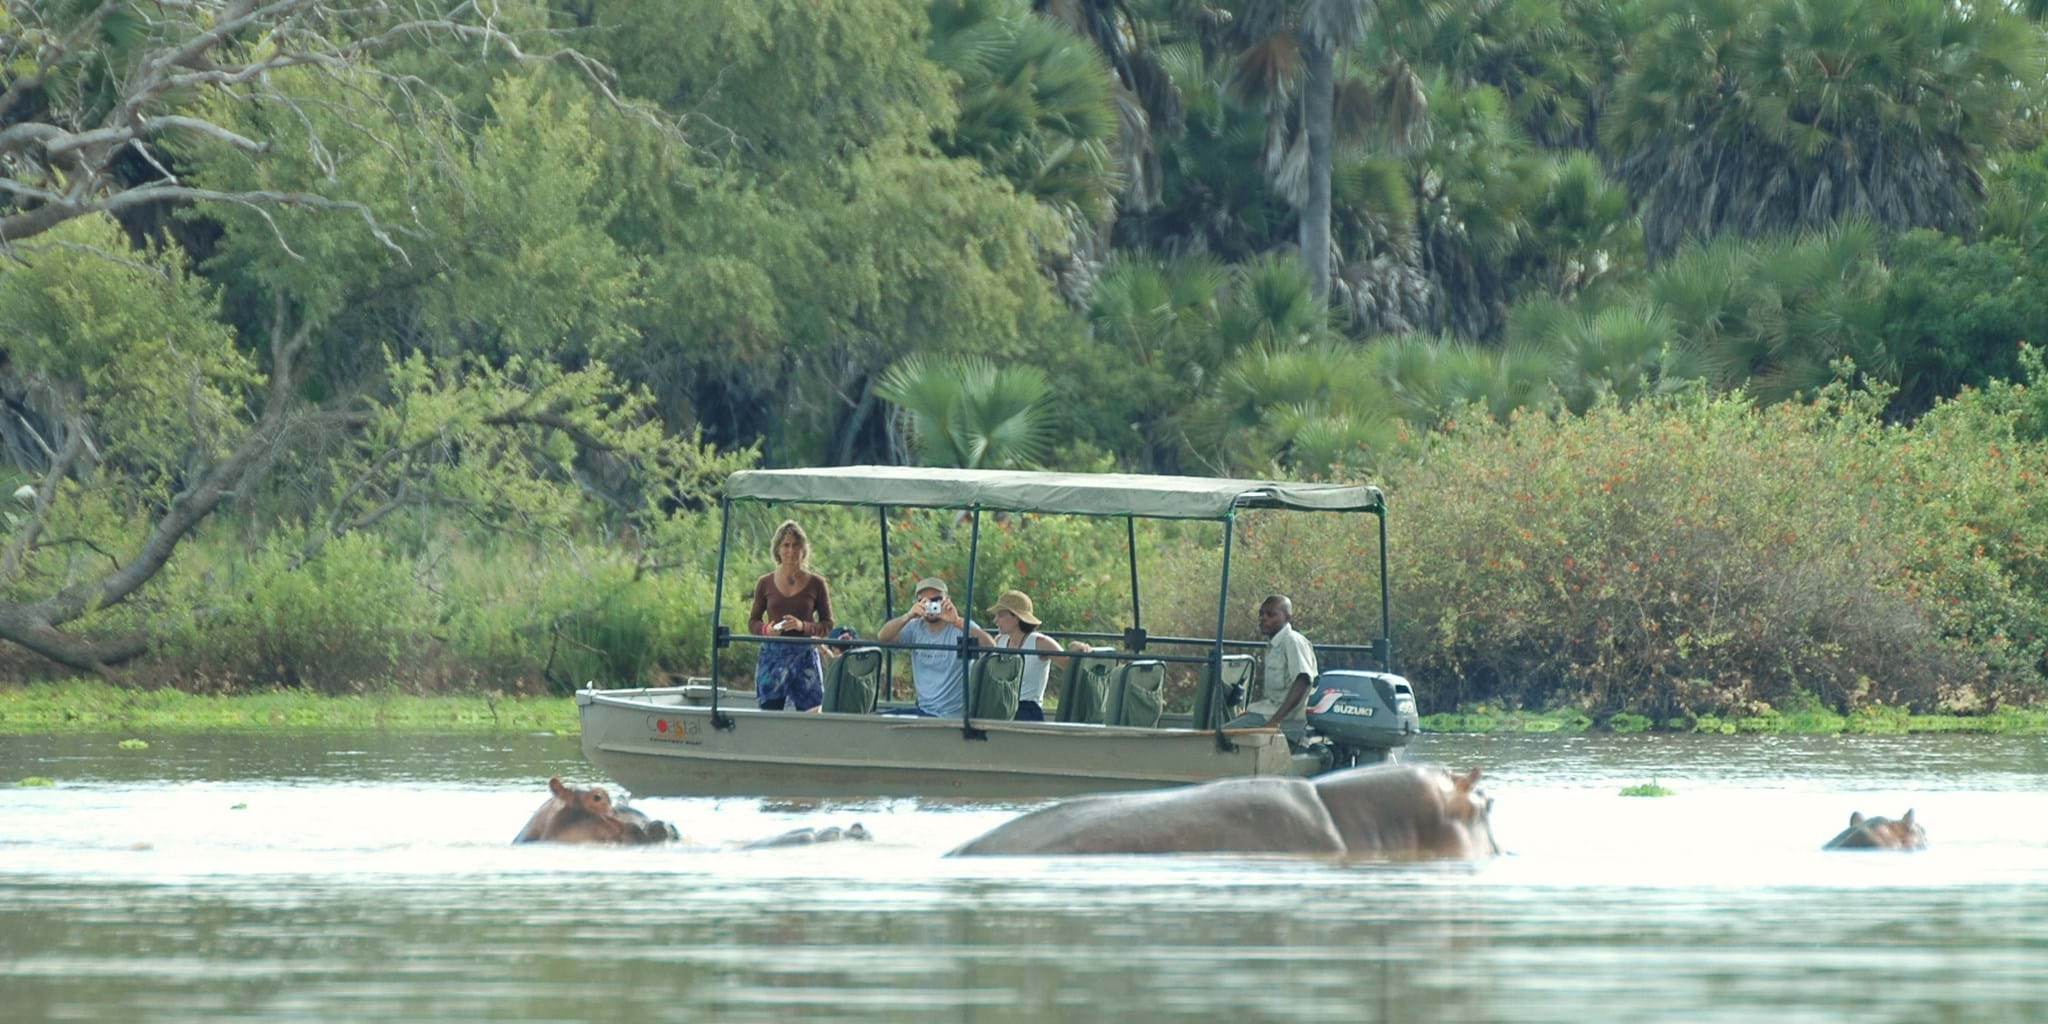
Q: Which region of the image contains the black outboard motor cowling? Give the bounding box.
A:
[1304,670,1420,767]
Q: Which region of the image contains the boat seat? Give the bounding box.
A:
[1104,660,1166,728]
[1056,656,1113,724]
[821,646,882,714]
[969,651,1024,721]
[1190,654,1255,730]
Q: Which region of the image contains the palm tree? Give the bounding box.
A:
[875,356,1056,469]
[1378,0,1618,151]
[1503,297,1704,414]
[1194,339,1398,474]
[929,0,1123,221]
[1296,0,1379,301]
[1604,0,2044,259]
[1368,332,1556,426]
[1639,222,1891,405]
[1082,252,1229,469]
[1225,0,1429,302]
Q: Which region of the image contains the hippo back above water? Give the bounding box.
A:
[1823,810,1926,851]
[949,763,1498,860]
[514,777,677,845]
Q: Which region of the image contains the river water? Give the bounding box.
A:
[2,731,2044,1022]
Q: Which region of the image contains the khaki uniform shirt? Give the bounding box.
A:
[1248,624,1318,727]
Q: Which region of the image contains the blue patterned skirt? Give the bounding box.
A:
[755,639,823,711]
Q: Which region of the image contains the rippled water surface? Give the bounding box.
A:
[3,731,2045,1022]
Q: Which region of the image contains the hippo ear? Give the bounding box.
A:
[1848,812,1865,828]
[1900,809,1915,828]
[549,777,570,799]
[1456,768,1482,793]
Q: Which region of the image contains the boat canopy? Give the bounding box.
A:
[725,466,1383,520]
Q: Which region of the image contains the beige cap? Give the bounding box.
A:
[987,590,1041,628]
[912,577,948,599]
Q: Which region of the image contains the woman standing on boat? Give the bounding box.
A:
[987,590,1086,722]
[747,520,835,712]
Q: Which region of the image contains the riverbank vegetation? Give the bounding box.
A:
[0,680,578,735]
[4,0,2048,723]
[3,680,2044,737]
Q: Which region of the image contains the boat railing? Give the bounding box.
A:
[1041,630,1386,661]
[716,626,1376,659]
[720,629,1380,667]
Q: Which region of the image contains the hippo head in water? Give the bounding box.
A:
[514,777,677,845]
[1316,764,1499,860]
[948,763,1499,860]
[1823,810,1925,851]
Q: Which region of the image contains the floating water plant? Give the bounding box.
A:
[18,776,53,787]
[117,738,149,750]
[1620,782,1674,797]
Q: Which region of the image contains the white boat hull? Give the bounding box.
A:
[577,686,1304,798]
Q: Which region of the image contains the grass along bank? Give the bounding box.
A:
[6,681,2043,739]
[0,681,578,735]
[1422,706,2048,735]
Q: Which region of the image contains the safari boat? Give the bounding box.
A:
[577,467,1419,798]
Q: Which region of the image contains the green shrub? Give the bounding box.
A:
[1620,781,1673,797]
[1422,712,1499,733]
[1144,379,2048,718]
[440,540,713,693]
[1607,712,1654,733]
[153,533,436,693]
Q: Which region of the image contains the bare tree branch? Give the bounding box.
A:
[0,0,688,250]
[0,428,86,583]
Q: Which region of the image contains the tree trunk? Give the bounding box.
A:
[1299,37,1336,303]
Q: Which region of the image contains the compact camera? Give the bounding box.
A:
[925,599,944,616]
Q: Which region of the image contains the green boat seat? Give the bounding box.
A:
[1104,660,1166,728]
[821,646,882,714]
[1190,654,1255,730]
[969,651,1024,721]
[1056,655,1113,724]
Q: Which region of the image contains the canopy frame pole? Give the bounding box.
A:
[878,504,895,702]
[709,496,736,731]
[960,506,987,740]
[1212,512,1237,752]
[1378,506,1393,673]
[1126,515,1142,628]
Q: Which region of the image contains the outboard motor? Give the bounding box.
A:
[1303,670,1420,769]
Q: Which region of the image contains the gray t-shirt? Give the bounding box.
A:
[907,619,979,716]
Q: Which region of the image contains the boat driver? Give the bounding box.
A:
[1224,594,1318,742]
[877,577,994,717]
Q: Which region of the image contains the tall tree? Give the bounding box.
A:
[0,0,657,246]
[0,2,723,671]
[1605,0,2044,259]
[1296,0,1376,301]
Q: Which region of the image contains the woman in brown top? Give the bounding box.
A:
[748,520,835,711]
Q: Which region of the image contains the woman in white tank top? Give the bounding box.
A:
[986,590,1088,721]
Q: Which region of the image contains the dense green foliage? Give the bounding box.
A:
[6,0,2048,716]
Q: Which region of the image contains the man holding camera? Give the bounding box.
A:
[877,577,993,717]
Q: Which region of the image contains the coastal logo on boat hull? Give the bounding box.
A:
[648,715,704,742]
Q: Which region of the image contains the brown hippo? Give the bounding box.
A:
[949,763,1498,860]
[1823,810,1926,851]
[513,777,678,845]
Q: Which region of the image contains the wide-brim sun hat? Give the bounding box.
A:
[987,590,1041,628]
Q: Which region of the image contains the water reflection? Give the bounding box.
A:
[2,732,2045,1022]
